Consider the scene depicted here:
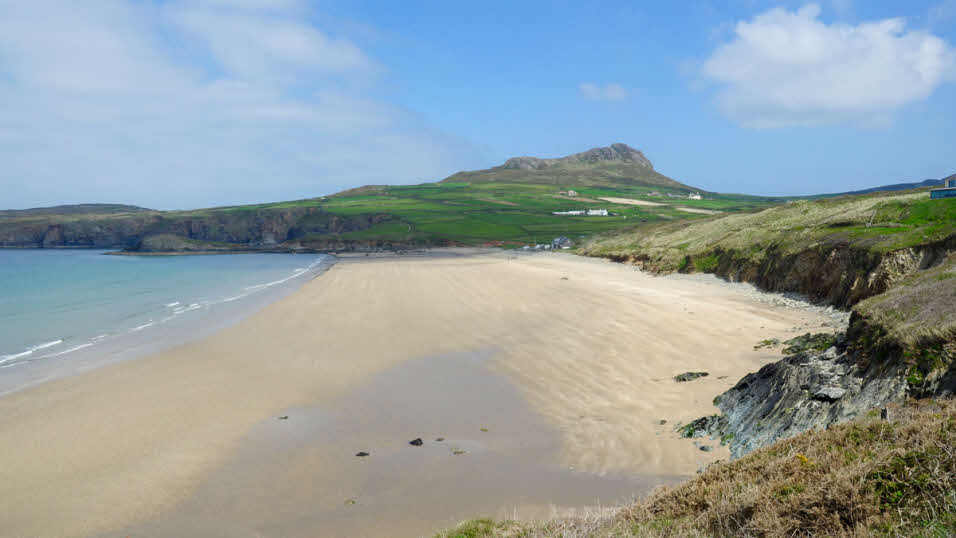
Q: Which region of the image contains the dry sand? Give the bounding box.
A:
[597,196,666,207]
[676,206,722,215]
[0,250,830,537]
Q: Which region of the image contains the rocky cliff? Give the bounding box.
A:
[0,206,395,252]
[684,325,954,458]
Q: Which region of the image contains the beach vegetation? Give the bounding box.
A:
[434,399,956,537]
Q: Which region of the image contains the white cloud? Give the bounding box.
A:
[579,82,630,102]
[701,4,956,128]
[0,0,482,209]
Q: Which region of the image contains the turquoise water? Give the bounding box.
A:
[0,250,330,382]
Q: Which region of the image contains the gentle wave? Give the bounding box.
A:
[130,321,156,332]
[1,255,331,371]
[0,339,64,365]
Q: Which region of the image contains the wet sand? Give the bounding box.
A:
[107,351,678,537]
[0,250,831,537]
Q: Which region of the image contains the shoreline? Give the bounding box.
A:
[0,252,335,397]
[0,249,833,537]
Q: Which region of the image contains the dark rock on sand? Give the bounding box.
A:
[678,415,727,439]
[355,451,370,457]
[277,415,289,420]
[409,438,424,446]
[674,371,709,382]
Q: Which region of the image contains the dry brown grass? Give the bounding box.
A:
[438,399,956,537]
[856,253,956,349]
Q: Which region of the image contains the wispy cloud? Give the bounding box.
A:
[0,0,483,209]
[579,82,630,102]
[701,4,956,128]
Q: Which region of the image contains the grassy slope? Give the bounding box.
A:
[854,253,956,349]
[582,190,956,270]
[439,400,955,538]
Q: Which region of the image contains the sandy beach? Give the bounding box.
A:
[0,250,832,537]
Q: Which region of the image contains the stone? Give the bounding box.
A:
[277,415,289,420]
[355,451,370,457]
[658,419,667,425]
[675,371,709,382]
[699,445,714,452]
[819,346,840,360]
[435,437,445,442]
[812,387,847,402]
[409,438,424,446]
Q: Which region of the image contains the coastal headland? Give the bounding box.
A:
[0,249,831,537]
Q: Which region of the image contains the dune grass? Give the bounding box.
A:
[437,399,956,538]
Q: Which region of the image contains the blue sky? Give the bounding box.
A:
[1,0,955,208]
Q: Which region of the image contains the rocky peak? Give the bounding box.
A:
[500,143,653,171]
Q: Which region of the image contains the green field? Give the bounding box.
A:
[263,182,783,246]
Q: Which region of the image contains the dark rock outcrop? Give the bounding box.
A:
[686,330,955,459]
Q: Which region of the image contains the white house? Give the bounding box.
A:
[552,208,609,216]
[688,192,702,200]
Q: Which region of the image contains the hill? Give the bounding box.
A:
[822,176,951,197]
[0,145,781,252]
[442,143,697,192]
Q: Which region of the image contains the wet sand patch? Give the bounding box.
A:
[109,350,676,537]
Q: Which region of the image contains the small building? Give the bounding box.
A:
[688,192,703,200]
[567,190,579,197]
[931,178,956,199]
[552,208,609,216]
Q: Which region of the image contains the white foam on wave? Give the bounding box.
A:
[42,343,94,358]
[166,302,180,308]
[130,321,155,332]
[242,259,324,292]
[0,339,64,365]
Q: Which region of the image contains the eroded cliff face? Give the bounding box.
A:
[669,236,956,309]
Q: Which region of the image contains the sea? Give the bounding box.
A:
[0,249,333,395]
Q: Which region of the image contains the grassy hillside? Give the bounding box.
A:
[438,399,955,537]
[583,190,956,266]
